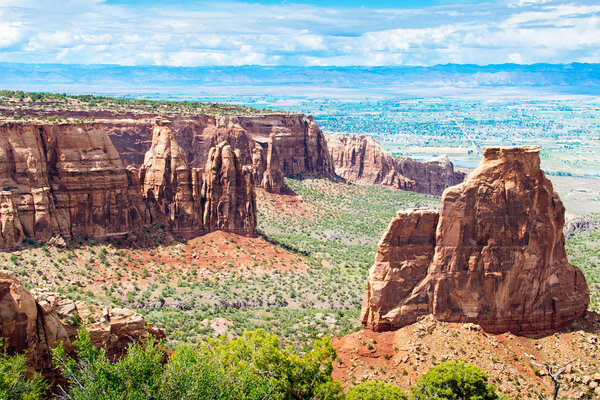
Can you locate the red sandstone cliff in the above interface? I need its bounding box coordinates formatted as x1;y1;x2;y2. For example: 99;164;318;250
361;146;589;334
99;112;336;192
139;119;203;237
0;121;147;250
140;120;256;238
326;133;465;195
202;142;257;236
0;120;257;250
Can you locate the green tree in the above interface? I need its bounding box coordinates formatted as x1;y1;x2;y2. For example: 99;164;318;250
0;341;48;400
346;380;408;400
411;361;499;400
161;345;282;400
52;329;164;400
209;330;344;400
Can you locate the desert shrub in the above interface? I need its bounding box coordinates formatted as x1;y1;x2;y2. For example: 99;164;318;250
52;329;164;400
161;345;281;400
52;328;343;399
208;329;344;400
411;360;499;400
346;380;408;400
0;341;49;400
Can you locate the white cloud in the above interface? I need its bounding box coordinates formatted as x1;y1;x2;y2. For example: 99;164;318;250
0;0;598;66
0;21;23;48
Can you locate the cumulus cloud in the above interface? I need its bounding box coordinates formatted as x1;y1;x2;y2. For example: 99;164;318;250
0;0;598;66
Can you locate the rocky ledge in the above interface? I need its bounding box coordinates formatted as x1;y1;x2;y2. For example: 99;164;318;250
0;270;165;372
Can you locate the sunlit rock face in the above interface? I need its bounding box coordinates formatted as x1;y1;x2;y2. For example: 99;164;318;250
0;121;147;250
0;119;258;250
0;270;164;372
326;133;465;195
102;113;335;193
361;146;589;334
140;120;257;238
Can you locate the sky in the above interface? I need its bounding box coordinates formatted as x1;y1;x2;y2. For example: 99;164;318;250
0;0;599;66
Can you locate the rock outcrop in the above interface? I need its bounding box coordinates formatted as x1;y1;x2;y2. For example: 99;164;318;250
0;121;148;250
99;113;336;192
0;120;258;250
139;119;203;237
0;270;164;371
140;120;256;237
202;142;257;236
326;134;465;195
361;146;589;334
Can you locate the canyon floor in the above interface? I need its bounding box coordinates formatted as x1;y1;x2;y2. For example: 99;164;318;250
2;177;599;398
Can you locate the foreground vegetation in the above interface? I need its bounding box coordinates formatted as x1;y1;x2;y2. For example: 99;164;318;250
565;213;600;312
2;329;503;399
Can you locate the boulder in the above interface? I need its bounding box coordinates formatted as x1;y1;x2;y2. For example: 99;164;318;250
361;146;589;334
0;271;164;372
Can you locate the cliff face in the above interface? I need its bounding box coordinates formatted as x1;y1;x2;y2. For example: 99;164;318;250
326;134;465;195
140;121;256;238
202;142;257;236
0;120;257;250
101;113;336;192
0;121;147;250
361;146;589;334
0;270;164;371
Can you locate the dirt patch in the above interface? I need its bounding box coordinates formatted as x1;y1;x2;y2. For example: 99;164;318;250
333;314;600;399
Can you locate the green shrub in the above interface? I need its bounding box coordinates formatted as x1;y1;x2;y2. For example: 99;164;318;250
52;329;164;400
208;329;344;400
411;360;499;400
162;345;281;399
346;380;408;400
52;328;343;400
0;341;48;400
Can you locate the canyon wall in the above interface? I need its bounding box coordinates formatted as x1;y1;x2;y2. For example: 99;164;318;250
361;146;589;334
326;134;466;195
0;108;336;193
0;121;148;250
0;120;257;250
101;113;335;193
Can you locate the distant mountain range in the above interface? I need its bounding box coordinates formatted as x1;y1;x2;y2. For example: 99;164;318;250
1;63;599;96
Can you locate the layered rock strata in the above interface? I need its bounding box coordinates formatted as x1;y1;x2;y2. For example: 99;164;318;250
202;142;257;236
361;146;589;334
0;270;164;371
0;120;257;250
326;134;465;195
100;113;336;192
139;121;256;237
0;121;147;250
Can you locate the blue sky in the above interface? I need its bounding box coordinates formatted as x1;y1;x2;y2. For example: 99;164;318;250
0;0;599;66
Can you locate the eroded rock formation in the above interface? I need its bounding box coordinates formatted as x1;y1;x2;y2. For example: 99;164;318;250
0;119;258;250
139;119;203;237
0;270;164;371
202;142;257;236
0;121;147;250
361;146;589;334
140;120;256;237
252;133;284;194
326;134;465;195
99;113;336;192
